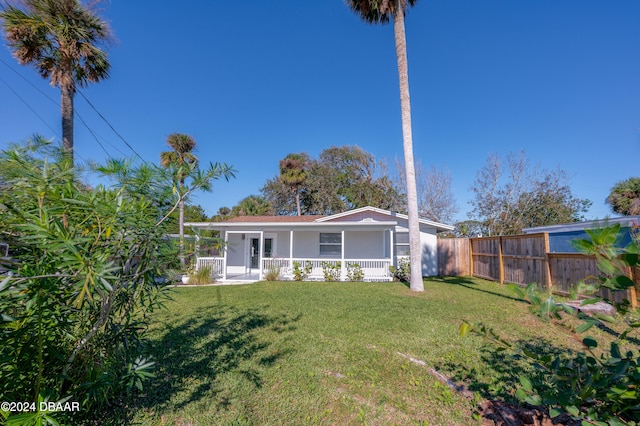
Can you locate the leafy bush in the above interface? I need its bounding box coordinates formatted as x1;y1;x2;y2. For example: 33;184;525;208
346;262;365;282
0;140;224;423
322;261;341;282
389;257;411;282
461;224;640;424
292;261;312;281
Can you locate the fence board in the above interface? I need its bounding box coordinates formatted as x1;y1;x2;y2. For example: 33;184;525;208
470;237;501;282
437;238;470;276
437;234;638;308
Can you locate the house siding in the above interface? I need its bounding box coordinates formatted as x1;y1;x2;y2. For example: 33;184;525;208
323;211;393;223
344;231;385;259
420;228;438;276
292;231;321;258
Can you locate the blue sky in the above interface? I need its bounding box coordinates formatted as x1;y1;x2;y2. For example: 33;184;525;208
1;0;638;223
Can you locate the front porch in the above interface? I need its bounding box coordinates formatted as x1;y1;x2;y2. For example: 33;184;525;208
195;256;393;282
187;216;408;282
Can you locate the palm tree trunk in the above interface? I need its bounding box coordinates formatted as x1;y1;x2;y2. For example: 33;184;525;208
295;188;302;216
393;2;423;292
61;84;74;163
179;180;186;267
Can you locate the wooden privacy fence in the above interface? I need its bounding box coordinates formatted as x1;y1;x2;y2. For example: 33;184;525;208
437;234;638;308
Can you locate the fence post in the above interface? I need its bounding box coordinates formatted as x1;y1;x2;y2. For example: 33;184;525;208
498;236;504;284
543;232;552;291
469;238;474;277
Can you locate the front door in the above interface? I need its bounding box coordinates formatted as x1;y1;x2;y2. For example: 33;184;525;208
250;238;259;269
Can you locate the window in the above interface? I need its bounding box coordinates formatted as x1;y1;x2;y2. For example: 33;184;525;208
264;238;273;258
395;232;410;256
319;232;341;256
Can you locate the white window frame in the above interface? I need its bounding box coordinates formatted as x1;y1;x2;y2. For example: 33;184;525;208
263;233;277;258
394;232;410;256
319;232;341;256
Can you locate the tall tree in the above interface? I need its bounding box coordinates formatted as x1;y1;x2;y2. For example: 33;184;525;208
320;146;404;211
469;151;591;235
160;133;198;266
1;0;111;163
607;177;640;216
279;153;308;216
346;0;423;291
262;146;403;215
394;158;458;223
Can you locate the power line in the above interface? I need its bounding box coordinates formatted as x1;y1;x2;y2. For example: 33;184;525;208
0;74;59;136
77;89;145;162
1;57;142;161
0;56;58;107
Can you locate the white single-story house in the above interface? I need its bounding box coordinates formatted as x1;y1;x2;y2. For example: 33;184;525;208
185;206;454;282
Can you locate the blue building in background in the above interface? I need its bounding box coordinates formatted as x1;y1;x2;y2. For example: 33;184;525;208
523;216;640;253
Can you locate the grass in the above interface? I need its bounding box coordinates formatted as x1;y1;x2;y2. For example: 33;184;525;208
110;277;615;425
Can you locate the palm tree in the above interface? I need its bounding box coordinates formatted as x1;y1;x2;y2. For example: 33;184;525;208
231;195;274;217
346;0;424;291
279;153;308;216
1;0;111;163
607;177;640;216
160;133;198;266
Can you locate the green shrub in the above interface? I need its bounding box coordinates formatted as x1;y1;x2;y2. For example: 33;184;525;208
0;139;226;424
292;261;312;281
389;257;411;282
322;261;341;282
346;262;364;282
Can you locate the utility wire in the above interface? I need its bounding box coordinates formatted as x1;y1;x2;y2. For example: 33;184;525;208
0;74;59;136
0;56;58;106
77;89;145;162
1;57;141;161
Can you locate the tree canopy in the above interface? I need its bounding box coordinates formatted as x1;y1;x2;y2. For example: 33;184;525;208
469;151;591;235
261;145;404;215
607;177;640;216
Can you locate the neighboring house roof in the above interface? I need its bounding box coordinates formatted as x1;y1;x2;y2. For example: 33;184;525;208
523;216;640;234
185;206;454;232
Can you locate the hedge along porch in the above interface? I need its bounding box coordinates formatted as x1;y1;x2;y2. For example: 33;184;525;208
185;206;454;282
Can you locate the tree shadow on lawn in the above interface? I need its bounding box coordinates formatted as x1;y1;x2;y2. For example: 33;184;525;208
440;338;565;404
108;304;300;424
430;276;527;303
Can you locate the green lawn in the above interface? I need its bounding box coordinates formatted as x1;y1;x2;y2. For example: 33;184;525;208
115;277;600;425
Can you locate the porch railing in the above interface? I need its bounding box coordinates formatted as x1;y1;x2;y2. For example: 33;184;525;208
196;257;224;278
262;258;392;281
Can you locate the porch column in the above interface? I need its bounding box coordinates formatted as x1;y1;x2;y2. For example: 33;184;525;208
341;229;345;280
194;228;200;260
289;230;294;274
389;228;394;270
259;230;264;279
222;231;228;280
